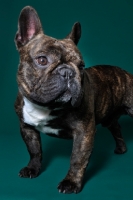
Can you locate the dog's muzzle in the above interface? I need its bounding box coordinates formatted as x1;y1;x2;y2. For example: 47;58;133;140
53;65;82;107
57;66;75;80
29;65;82;107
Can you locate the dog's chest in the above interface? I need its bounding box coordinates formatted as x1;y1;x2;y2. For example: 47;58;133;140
23;97;60;135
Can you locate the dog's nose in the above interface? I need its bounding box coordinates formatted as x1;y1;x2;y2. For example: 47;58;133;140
59;67;74;80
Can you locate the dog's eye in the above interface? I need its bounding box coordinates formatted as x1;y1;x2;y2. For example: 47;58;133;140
36;56;48;66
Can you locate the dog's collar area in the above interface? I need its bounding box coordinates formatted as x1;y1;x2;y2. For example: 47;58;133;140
23;96;64;110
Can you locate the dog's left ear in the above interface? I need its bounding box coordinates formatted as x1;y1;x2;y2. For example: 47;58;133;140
66;22;81;45
15;6;43;48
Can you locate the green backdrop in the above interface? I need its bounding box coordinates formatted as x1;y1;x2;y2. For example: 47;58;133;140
1;0;133;199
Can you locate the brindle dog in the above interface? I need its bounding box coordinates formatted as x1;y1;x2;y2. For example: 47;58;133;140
15;6;133;194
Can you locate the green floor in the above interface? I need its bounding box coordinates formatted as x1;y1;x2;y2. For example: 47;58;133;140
1;0;133;199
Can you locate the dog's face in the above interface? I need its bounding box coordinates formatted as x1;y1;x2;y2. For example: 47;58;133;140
15;6;85;107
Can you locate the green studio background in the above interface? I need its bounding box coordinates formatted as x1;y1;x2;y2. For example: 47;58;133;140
1;0;133;199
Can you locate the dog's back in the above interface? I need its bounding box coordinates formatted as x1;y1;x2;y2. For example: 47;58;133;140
85;65;133;124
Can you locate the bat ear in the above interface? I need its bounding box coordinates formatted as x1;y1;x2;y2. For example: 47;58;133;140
15;6;43;48
66;22;81;45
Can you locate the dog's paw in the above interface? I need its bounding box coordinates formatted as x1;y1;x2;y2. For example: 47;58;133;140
114;145;127;154
19;167;39;178
57;180;81;194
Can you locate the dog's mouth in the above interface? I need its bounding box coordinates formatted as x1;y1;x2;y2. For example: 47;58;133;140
29;84;82;107
29;87;73;106
54;81;83;107
20;73;83;107
55;89;72;103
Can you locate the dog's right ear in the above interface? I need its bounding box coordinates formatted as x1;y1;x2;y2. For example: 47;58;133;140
15;6;43;48
66;22;81;45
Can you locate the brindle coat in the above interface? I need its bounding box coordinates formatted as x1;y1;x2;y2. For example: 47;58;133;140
15;6;133;194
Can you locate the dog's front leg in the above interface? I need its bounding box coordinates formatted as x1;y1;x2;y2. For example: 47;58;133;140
19;122;42;178
58;119;95;194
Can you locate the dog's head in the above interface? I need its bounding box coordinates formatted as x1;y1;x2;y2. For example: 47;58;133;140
15;6;85;107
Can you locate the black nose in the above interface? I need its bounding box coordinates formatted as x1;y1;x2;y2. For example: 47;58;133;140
59;67;74;80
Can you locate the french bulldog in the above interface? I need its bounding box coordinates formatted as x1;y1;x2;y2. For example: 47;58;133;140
15;6;133;194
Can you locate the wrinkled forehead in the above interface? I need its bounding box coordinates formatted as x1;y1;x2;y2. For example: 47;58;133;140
28;34;82;61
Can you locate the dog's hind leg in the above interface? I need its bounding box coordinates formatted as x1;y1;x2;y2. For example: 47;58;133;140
108;121;127;154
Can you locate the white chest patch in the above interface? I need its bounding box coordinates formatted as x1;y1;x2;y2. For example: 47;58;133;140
23;97;60;135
